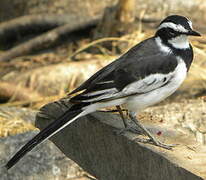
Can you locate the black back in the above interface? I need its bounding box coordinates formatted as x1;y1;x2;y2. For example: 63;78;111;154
69;37;193;98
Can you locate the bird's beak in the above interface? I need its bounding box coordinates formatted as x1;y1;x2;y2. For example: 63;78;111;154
187;30;201;36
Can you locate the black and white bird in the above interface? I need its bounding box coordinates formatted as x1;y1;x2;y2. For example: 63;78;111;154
6;15;201;170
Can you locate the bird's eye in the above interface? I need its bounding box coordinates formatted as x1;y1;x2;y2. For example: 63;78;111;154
168;30;176;36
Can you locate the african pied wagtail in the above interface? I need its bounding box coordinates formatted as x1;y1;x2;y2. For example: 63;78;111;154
6;15;201;170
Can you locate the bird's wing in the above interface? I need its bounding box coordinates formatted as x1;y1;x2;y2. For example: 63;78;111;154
68;37;157;95
70;52;178;103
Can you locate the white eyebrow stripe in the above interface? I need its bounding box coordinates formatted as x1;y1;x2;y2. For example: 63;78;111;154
188;20;193;29
184;16;193;29
158;22;189;33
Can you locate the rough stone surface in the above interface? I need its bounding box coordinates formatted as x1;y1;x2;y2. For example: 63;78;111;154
35;99;206;180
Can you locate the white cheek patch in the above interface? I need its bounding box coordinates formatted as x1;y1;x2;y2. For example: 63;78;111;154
158;22;189;33
168;35;190;49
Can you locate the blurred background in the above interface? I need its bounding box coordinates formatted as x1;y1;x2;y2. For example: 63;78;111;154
0;0;206;179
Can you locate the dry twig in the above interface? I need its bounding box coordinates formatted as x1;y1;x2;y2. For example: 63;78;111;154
0;14;73;38
0;17;99;62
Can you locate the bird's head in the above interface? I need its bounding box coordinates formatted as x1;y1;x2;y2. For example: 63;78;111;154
155;15;201;49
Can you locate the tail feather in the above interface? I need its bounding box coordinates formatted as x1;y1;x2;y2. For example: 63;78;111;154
6;108;83;170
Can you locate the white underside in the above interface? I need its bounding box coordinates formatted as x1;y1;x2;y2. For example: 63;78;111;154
124;58;187;112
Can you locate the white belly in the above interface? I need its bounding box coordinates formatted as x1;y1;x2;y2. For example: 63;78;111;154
124;58;187;112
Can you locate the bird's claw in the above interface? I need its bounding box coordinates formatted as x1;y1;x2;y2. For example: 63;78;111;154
134;137;178;150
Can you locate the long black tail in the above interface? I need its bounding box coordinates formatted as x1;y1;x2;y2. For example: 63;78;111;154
5;108;82;170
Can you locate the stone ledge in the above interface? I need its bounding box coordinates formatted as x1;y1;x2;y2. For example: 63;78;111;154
35;99;206;180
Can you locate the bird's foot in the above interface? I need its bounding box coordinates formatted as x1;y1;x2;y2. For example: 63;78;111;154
134;137;177;150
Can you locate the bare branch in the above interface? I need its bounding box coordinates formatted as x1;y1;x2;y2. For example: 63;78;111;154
0;18;98;62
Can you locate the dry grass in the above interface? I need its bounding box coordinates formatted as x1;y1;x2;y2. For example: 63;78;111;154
0;112;36;137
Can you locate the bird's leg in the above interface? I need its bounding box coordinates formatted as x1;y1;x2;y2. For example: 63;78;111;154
129;111;175;150
116;105;128;128
115;106;143;135
98;107;128;127
98;107;139;133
